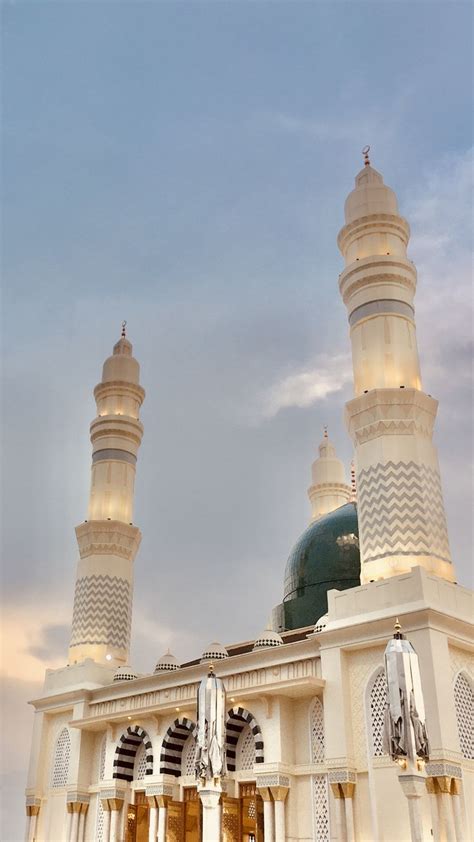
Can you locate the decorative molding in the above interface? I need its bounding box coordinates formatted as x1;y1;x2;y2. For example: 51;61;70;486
75;521;141;561
426;762;462;780
255;774;290;788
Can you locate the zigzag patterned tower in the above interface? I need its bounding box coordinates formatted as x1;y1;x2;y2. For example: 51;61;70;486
338;151;455;584
68;326;145;666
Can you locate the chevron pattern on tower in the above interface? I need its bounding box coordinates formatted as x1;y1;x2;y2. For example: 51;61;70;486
69;574;132;649
358;460;452;564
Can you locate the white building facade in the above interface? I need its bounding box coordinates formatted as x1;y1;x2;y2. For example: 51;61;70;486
25;156;473;842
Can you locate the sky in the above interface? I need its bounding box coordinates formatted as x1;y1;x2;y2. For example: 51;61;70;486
1;1;473;837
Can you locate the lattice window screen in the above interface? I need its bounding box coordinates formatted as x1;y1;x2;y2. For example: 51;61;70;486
236;725;255;771
182;735;197;776
96;795;104;842
310;698;325;763
98;736;106;781
51;727;71;788
134;743;147;780
454;673;474;760
369;670;388;756
312;774;330;842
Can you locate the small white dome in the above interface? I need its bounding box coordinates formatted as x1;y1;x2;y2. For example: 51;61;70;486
253;629;283;650
113;665;138;682
154;651;180;673
200;641;228;663
314;614;329;634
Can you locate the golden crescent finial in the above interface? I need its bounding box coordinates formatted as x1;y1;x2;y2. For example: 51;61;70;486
121;320;127;338
362;145;371;166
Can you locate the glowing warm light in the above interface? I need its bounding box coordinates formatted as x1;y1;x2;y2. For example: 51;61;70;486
105;654;112;661
128;716;132;721
230;698;235;703
175;707;180;712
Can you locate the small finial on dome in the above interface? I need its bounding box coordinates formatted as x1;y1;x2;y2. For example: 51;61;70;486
208;662;215;675
393;617;404;639
323;425;328;439
362;145;371;166
121;320;127;338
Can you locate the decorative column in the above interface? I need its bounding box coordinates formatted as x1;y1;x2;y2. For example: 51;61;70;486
425;765;463;842
270;786;288;842
257;787;274;842
199;786;221;840
102;804;111;842
68;326;145;667
329;777;356;842
147;800;158;842
25;803;40;842
109;799;124;842
157;795;171;842
78;804;88;842
145;782;175;842
398;775;426;842
338;150;455;585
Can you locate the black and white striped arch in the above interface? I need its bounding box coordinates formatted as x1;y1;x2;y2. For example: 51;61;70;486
226;707;264;772
159;717;197;777
113;725;153;782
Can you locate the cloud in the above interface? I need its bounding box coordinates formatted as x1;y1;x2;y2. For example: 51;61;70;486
257;352;352;420
1;601;71;683
405;147;473;385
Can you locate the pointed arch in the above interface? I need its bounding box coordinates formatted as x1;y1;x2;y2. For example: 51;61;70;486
309;697;325;763
160;717;197;777
113;725;153;782
51;726;71;788
225;707;264;772
454;671;474;760
366;667;388;757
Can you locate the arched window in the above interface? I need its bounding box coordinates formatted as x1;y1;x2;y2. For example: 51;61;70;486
160;717;197;777
98;736;106;781
181;734;197;777
113;725;153;782
134;743;147;780
368;669;388;757
51;727;71;788
236;725;255;771
454;672;474;760
310;697;325;763
225;707;264;772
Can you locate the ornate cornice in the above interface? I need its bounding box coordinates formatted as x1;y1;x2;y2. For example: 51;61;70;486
345;389;438;444
75;521;141;560
337;213;410;253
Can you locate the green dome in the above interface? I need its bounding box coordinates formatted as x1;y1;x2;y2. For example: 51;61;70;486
283;502;360;630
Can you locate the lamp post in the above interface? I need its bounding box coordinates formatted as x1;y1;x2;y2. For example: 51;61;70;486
383;619;430;842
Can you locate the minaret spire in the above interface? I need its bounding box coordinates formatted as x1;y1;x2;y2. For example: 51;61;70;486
338;155;454;583
307;427;351;521
68;330;146;666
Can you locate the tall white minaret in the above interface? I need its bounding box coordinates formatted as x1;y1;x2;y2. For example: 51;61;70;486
68;324;145;666
307;428;351;521
338;149;455;584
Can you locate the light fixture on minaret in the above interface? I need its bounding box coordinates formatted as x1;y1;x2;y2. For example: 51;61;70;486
68;324;145;667
338;149;455;584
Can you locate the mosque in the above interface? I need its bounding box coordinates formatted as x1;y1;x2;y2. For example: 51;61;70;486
24;154;473;842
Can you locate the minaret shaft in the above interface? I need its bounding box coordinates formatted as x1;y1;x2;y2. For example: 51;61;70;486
338;161;454;584
68;333;145;667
